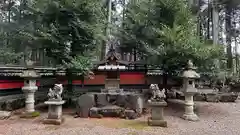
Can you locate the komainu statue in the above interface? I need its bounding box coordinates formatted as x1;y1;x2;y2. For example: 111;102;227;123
149;84;166;102
48;84;63;101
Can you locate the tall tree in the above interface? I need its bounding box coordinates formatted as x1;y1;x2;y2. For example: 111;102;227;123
120;0;223;85
1;0;106;72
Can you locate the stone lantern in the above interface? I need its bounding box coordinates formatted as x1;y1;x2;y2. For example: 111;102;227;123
181;60;200;121
20;60;39;113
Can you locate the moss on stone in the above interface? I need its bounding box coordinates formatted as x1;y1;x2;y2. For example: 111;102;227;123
20;111;40;118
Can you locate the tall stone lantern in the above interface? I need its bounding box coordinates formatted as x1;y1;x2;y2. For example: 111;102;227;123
181;60;200;121
20;61;39;113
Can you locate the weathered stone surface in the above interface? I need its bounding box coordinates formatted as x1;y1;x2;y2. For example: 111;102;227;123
148;118;167;127
124;109;137;120
77;107;90;118
43;118;64;125
116;94;128;107
206;93;220;102
148;101;167;127
194;93;206;101
76;94;95;117
95;94;109;107
219;93;238;102
44;100;65;125
1;98;25;111
182;113;199;121
166;89;176;99
128;95;143;115
0;111;11;120
98;105;123;117
176;91;185;100
89;107;102;118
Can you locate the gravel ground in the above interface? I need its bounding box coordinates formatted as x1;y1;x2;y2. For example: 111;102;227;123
0;101;240;135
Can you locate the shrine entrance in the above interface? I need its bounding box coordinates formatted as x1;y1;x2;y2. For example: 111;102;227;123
97;45;129;93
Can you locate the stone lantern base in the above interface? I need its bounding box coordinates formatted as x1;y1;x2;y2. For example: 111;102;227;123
182;113;199;121
147;101;167;127
182;93;199;121
43;100;65;125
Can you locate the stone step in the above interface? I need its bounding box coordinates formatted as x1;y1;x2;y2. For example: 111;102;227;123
0;111;11;120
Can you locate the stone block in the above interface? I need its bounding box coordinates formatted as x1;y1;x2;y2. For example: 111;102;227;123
194;93;206;101
166;90;176;99
116;94;128;107
44;100;65;125
78;107;90;118
89;107;103;118
98;105;123;117
219;93;238;102
0;111;11;120
206;93;220;102
76;94;95;108
148;101;167;127
76;94;95;117
128;95;144;114
124;109;137;120
43;118;64;125
148;117;167;127
95;94;109;107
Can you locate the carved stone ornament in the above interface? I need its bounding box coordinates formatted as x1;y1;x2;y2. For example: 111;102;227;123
149;84;166;102
47;84;63;101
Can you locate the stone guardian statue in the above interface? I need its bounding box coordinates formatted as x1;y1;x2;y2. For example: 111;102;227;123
47;84;63;101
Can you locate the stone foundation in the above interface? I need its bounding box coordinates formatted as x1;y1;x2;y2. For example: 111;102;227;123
75;93;147;119
43;118;64;125
0;92;48;111
167;90;238;103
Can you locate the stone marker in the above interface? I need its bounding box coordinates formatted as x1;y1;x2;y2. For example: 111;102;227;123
43;84;65;125
128;94;143;115
95;93;110;107
76;93;95;118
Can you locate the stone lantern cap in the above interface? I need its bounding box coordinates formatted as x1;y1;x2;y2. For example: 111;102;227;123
182;60;200;79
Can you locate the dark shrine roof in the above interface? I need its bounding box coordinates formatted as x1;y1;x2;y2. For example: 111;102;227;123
96;44;131;66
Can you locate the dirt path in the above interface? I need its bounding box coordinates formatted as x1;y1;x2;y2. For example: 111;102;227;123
0;101;240;135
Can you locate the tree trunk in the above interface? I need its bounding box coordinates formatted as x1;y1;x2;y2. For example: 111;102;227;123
226;3;233;70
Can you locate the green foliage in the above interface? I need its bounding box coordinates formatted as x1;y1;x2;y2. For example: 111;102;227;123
64;55;93;76
0;46;23;65
121;0;224;73
25;0;106;65
0;0;106;73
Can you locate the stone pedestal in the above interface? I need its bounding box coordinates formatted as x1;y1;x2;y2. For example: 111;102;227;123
44;100;65;125
22;80;38;113
182;93;199;121
148;101;167;127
